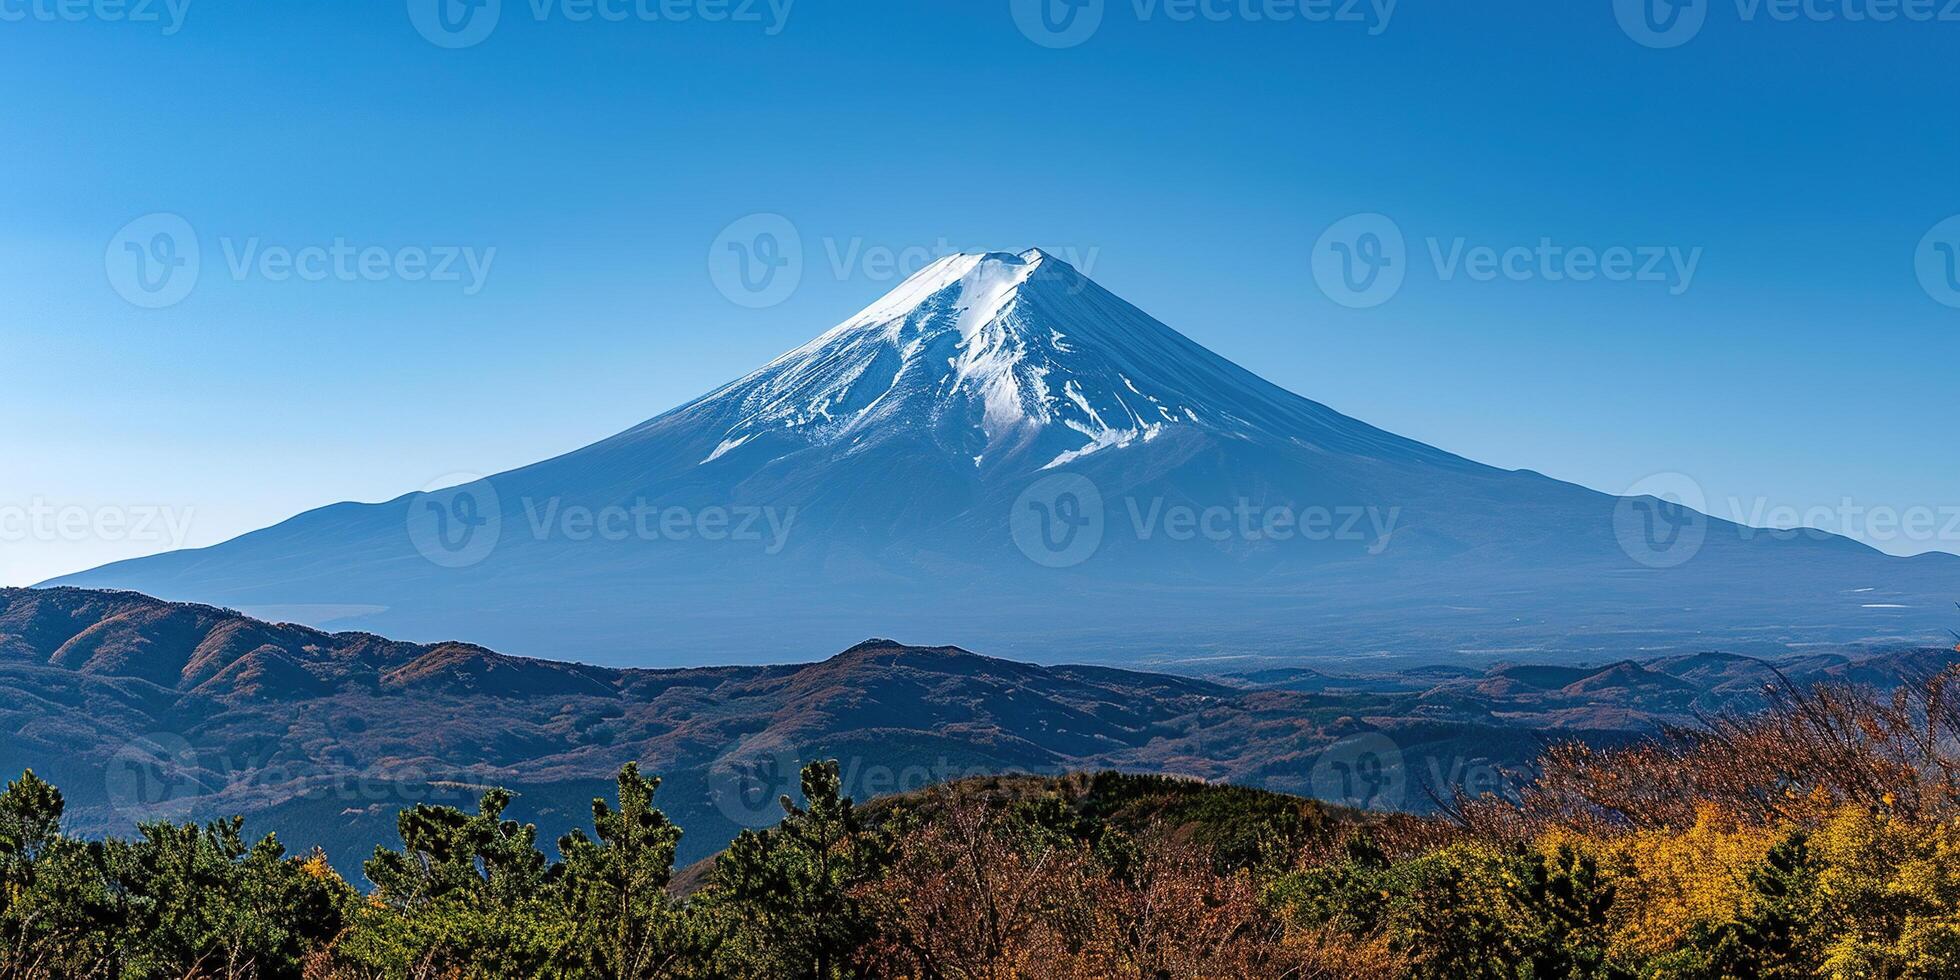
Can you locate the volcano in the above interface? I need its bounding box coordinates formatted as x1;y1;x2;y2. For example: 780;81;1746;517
48;249;1960;667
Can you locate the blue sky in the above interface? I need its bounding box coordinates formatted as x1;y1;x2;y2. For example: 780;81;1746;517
2;0;1957;585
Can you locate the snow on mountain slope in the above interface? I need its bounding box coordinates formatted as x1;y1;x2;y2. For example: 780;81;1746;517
609;248;1472;479
44;249;1960;668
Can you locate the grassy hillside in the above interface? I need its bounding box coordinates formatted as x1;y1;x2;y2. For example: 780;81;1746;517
10;658;1960;977
6;586;1949;876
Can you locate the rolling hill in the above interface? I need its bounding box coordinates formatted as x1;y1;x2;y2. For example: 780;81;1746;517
4;587;1950;870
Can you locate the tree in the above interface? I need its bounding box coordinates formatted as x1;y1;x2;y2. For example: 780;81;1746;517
365;788;548;911
105;817;352;980
0;770;121;978
858;794;1098;978
707;761;888;979
1654;831;1821;979
346;788;558;978
0;771;62;891
556;763;716;978
1504;844;1630;980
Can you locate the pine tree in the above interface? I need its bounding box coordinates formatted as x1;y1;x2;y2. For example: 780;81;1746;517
707;761;889;979
1506;844;1630;980
556;763;716;978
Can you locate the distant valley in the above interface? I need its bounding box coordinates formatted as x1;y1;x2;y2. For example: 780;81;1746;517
4;586;1952;871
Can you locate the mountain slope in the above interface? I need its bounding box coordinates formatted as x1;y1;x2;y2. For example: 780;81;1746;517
47;250;1960;667
3;588;1949;870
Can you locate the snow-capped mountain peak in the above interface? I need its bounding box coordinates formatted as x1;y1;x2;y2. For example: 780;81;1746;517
687;248;1217;471
53;245;1960;668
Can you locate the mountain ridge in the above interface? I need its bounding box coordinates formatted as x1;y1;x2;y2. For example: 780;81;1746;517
4;587;1954;871
45;252;1960;666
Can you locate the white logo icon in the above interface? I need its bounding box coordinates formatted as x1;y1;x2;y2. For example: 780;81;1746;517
1614;0;1708;49
1312;213;1406;309
106;213;200;309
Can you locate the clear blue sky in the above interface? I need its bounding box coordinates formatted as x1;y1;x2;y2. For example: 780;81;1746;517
3;0;1957;585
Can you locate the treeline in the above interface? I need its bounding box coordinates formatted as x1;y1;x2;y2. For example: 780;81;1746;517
1279;667;1960;978
0;764;1324;979
6;670;1960;978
